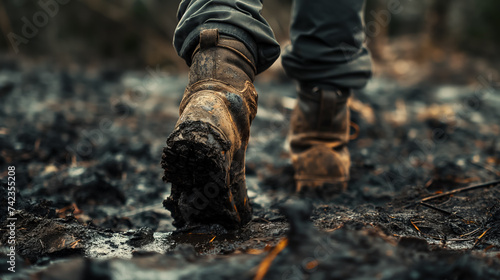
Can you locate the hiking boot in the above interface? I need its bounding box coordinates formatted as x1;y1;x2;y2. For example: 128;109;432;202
161;29;257;230
289;86;351;194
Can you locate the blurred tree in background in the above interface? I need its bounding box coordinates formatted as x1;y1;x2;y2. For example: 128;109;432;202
0;0;499;72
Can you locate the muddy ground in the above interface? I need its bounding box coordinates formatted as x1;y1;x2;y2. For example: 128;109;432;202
1;58;500;279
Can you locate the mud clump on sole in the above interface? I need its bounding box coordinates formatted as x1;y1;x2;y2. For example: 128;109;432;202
162;121;250;230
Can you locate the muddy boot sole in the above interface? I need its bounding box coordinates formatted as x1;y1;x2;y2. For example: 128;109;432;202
161;121;244;230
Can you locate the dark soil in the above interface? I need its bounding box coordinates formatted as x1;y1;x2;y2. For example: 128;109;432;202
1;59;500;279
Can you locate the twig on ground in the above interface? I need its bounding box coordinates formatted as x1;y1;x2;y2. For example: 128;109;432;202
418;201;474;224
255;217;272;224
419;202;457;217
470;160;500;177
324;224;344;233
419;180;500;203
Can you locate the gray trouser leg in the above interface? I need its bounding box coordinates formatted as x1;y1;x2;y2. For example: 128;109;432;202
282;0;372;90
174;0;280;74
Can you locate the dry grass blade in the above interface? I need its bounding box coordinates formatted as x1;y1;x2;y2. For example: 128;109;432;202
410;220;421;232
473;228;492;249
460;227;482;237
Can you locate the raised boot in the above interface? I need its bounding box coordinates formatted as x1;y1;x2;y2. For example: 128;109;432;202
289;86;351;194
161;29;257;230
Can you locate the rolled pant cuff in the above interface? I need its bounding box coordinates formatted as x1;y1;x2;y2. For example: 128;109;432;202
178;22;259;72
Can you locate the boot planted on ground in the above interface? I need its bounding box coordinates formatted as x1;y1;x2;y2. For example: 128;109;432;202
161;29;257;230
289;86;352;194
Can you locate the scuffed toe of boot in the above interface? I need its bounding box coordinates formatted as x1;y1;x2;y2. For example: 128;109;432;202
292;145;350;194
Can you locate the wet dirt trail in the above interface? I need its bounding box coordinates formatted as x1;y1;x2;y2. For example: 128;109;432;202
1;61;500;279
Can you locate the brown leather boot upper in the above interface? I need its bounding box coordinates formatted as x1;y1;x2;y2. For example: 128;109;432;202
162;29;258;229
289;86;351;193
179;29;258;160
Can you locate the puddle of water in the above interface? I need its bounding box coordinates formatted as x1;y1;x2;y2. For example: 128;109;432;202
85;232;173;259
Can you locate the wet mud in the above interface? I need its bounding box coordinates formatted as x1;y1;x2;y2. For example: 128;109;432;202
1;60;500;279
